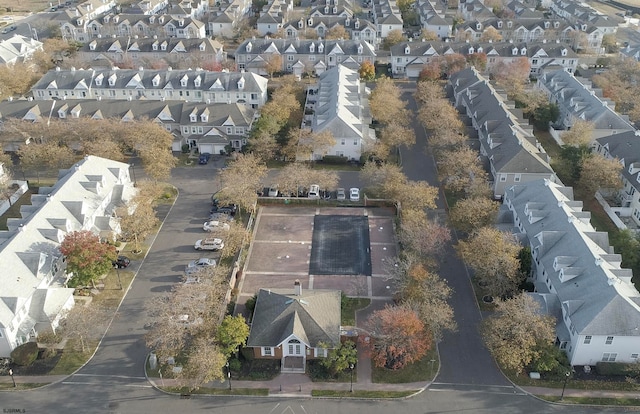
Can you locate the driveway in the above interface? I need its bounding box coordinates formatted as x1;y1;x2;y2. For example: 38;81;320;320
399;84;510;386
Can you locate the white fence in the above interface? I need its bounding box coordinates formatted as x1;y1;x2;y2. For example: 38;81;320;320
0;180;28;216
594;191;628;231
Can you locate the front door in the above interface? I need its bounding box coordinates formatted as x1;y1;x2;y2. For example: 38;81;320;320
288;339;302;355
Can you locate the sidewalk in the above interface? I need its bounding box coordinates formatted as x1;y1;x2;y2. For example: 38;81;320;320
3;372;640;402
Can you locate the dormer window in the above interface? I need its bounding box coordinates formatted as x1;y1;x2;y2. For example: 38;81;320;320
544;21;550;28
355;19;360;29
238;77;245;90
152;42;158;50
469;47;474;54
345;18;350;26
201;112;208;122
180;75;188;87
58;109;66;118
581;24;587;31
308;17;313;26
318;43;324;53
246;41;252;52
324;6;329;13
405;45;410;54
554;21;560;28
199;43;205;51
299;19;304;28
89;41;96;51
561;48;567;56
332;6;337;13
161;42;167;51
152;74;160;86
507;21;512;28
477;46;483;53
497;21;503;28
521;47;526;55
310;42;315;53
190;113;197;122
194;76;201;87
95;73;103;86
149;16;155;24
476;23;482;30
108;74;116;86
512;47;518;55
358;44;363;54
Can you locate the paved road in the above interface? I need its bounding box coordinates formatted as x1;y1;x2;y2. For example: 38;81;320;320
398;84;510;386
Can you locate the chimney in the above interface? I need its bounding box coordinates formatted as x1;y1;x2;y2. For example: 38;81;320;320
294;279;302;296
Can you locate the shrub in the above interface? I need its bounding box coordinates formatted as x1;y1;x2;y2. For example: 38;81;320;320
229;358;242;371
40;348;58;360
321;155;348;164
11;342;39;366
181;144;190;153
596;362;640;376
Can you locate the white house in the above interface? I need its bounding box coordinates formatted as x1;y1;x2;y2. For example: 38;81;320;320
303;65;374;161
0;155;136;357
0;35;43;66
504;179;640;367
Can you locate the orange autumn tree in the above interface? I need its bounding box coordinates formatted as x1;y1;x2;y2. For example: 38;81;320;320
361;305;431;369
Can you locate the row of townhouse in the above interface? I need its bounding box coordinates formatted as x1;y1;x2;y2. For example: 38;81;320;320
78;37;226;68
0;155;136;357
536;70;634;139
503;178;640;367
390;41;579;78
303;65;374;161
0;35;43;66
448;67;557;198
0;99;255;154
309;0;353;20
548;0;618;52
281;16;378;45
416;0;451;40
371;0;403;38
57;0;117;42
256;0;294;36
594;132;640;228
236;39;375;78
458;0;495;22
455;18;576;44
30;68;268;108
62;12;207;42
122;0;169;15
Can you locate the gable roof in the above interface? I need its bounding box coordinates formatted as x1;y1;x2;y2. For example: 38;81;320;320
247;287;341;348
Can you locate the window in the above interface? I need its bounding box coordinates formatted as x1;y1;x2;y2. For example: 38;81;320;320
632;353;639;360
606;336;614;345
514;174;521;182
226;127;233;134
287;55;294;61
341;138;346;145
353;139;358;145
584;336;592;344
315;347;328;357
602;353;617;362
499;174;506;182
262;347;273;356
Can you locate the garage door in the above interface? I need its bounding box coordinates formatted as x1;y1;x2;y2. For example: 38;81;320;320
199;143;215;154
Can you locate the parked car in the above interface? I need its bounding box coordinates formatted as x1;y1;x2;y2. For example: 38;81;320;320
208;212;234;222
185;258;217;274
194;238;224;251
350;188;360;202
198;153;211;164
268;186;279;197
308;184;320;199
211;204;237;216
112;255;130;269
203;220;230;232
336;188;346;201
1;26;16;34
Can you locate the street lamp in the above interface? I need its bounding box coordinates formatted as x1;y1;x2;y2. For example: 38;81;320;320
226;361;231;390
8;368;16;387
429;359;436;379
560;370;571;401
349;363;354;392
129;163;137;187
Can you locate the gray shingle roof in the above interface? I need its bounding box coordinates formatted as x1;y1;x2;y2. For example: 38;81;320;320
505;179;640;337
247;288;341;348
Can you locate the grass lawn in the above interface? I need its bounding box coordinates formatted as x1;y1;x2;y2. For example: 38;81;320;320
533;129;561;161
372;350;439;383
0;188;34;230
265;159;361;171
176;153;196;167
165;386;269;396
48;340;97;375
0;383;49;390
341;297;371;326
540;395;640;406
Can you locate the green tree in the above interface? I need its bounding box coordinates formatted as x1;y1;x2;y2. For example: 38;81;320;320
532;103;560;130
554;145;590;185
611;229;640;277
216;315;250;357
60;230;117;288
320;340;358;376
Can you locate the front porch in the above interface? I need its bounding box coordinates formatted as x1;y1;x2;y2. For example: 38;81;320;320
281;356;305;373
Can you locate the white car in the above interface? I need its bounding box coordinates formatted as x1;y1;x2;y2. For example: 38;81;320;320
185;258;217;275
308;184;320;199
350;188;360;202
194;238;225;251
203;220;230;232
336;188;346;201
268;186;279;197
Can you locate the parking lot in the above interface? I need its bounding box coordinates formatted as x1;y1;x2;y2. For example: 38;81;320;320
235;205;398;317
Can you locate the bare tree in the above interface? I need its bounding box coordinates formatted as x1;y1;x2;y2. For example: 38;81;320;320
60;303;111;353
218;154;268;214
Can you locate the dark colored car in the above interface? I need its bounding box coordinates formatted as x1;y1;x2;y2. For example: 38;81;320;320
198;153;211;164
113;255;131;269
210;204;237;216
